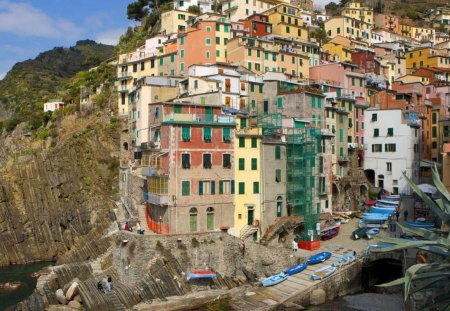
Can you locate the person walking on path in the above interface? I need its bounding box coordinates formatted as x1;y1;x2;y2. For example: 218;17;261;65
395;209;400;222
404;209;409;221
292;240;298;252
106;275;112;292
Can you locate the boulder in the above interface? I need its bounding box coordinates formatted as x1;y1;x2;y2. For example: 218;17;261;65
65;282;79;301
55;289;67;305
310;288;326;306
73;295;82;303
68;300;81;309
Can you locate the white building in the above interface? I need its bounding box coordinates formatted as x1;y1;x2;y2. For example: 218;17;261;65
44;101;65;112
174;0;213;13
364;108;420;195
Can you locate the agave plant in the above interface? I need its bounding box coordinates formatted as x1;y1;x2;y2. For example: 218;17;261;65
367;165;450;311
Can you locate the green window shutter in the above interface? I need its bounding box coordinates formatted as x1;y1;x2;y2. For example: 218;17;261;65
251;158;257;170
432;113;437;124
204;127;212;141
223;128;231;141
216;37;220;44
240;118;247;128
211;181;215;195
170;55;175;62
337;88;341;97
253;182;259;194
180;37;185;45
432;127;437;137
359;79;363;87
339;129;344;142
340;147;344;156
259;85;263;93
374;129;379;137
275;146;281;159
277;97;283;108
311;96;316;108
239;158;245;170
199;181;203;195
248;62;252;70
239;137;245;147
264;52;268;60
238;182;245;194
159;57;163;65
231;180;235;194
174;105;181;113
248;49;252;56
251;137;257;148
275;169;281;182
219;181;224;194
387;128;393;136
182;181;190;196
318;97;322;108
216;24;220;31
182;126;190;141
250;84;255;92
216;50;220;57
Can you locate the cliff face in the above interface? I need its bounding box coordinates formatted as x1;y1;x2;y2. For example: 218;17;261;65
0;114;120;266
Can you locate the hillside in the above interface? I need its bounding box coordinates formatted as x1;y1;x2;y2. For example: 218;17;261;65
0;40;114;117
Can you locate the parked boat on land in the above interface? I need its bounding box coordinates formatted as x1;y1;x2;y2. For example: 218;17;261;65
284;262;308;276
358;221;388;228
405;221;435;228
321;225;340;241
308;252;332;264
381;195;400;201
364;199;377;207
332;252;356;267
370;207;396;215
261;272;288;287
366;228;381;237
352;227;367;240
311;265;337;280
187;270;217;279
362;213;390;222
377;200;399;207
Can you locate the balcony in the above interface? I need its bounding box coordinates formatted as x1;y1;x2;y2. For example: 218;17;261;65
118;71;132;79
163;113;235;125
119;85;129;93
338;156;349;162
145;192;169;205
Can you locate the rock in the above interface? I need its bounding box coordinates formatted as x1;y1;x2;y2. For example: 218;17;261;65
55;289;67;305
65;282;79;301
310;288;326;306
68;300;81;309
281;302;305;310
73;295;82;302
0;282;21;290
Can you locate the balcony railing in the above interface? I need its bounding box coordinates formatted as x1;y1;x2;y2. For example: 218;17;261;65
118;71;132;79
119;85;129;92
163;113;235;124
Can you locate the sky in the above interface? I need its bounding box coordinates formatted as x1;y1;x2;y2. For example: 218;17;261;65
0;0;135;80
0;0;332;81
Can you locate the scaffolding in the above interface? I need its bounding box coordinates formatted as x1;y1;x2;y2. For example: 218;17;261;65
257;112;282;136
286;127;321;241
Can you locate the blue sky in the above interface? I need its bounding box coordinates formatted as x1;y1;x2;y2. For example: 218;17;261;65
0;0;135;80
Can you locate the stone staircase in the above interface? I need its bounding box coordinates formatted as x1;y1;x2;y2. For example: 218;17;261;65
137;204;151;234
90;247;113;276
240;225;258;240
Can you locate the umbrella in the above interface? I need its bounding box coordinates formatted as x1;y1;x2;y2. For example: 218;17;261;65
417;184;437;194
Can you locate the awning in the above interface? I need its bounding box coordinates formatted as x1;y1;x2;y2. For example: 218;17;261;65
420;159;435;168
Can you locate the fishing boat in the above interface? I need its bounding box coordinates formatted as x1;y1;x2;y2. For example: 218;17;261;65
308;251;332;264
362;213;390;222
405;221;435;228
284;262;308;276
381;195;400;201
364;199;377;207
261;272;288;287
311;265;337;280
359;220;388;229
377;200;399;207
320;225;340;241
370;207;395;215
366;228;380;236
352;227;367;240
376;202;399;209
332;252;356;267
187;270;217;279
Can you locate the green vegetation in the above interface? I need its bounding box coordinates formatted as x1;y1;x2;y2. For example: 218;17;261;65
368;165;450;310
191;237;200;248
206;297;231;311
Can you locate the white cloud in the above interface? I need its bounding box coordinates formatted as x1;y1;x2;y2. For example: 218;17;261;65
95;28;126;45
0;0;83;40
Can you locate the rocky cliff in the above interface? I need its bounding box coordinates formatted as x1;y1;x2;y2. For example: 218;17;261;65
0;113;120;266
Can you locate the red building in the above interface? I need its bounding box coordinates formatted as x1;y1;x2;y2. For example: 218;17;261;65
351;50;381;75
241;14;272;37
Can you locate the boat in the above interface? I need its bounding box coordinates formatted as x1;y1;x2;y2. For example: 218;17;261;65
308;251;332;264
284;262;308;276
376;200;399;207
364;199;377;207
187;270;217;279
405;221;435;228
311;265;337;280
370;207;395;215
332;252;356;267
261;272;288;287
381;195;400;202
352;227;367;240
376;202;399;208
362;213;390;221
366;228;381;236
358;221;388;229
321;225;340;241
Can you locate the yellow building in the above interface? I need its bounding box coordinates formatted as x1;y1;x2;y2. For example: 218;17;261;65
399;23;435;42
222;0;280;22
325;16;372;44
234;115;263;239
261;4;309;41
341;1;374;25
322;41;353;63
405;47;450;71
160;10;198;35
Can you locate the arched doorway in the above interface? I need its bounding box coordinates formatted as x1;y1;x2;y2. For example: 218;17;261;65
378;174;384;189
206;207;214;231
277;196;283;217
364;169;375;185
189;207;198;232
247;206;254;226
123;142;129;151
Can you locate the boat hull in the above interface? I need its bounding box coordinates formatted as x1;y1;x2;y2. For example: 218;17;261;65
311;265;337;280
261;272;288;287
285;263;308;276
332;252;356;267
405;221;435;228
308;251;332;264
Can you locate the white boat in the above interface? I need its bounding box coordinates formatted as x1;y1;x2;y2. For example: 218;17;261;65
311;265;337;280
332;252;356;267
377;200;399;207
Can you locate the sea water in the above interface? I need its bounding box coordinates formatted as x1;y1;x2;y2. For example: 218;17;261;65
0;262;52;310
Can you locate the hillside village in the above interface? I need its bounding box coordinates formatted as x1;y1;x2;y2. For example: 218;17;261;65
77;0;450;244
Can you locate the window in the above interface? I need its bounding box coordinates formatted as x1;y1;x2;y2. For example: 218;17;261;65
199;180;215;195
182;126;190;141
170;55;175;63
206;207;214;231
386;162;392;172
239;137;245;147
182;181;190;196
216;24;220;31
140;62;145;71
203;127;212;142
312;96;316;108
238;182;245;194
206;26;211;32
206;38;211;45
432;127;437;138
206;51;210;58
203;154;212;169
372;113;377;121
414;143;419;153
385;143;396;152
387;128;393;136
133;63;137;72
339;129;344;142
372;144;382;152
277;97;283;108
180;63;185;71
248;49;252;56
374;129;379;137
253;182;260;194
239;158;245;170
223;154;231;168
251;158;257;170
223;128;231;142
275;146;281;159
251;137;257;148
275;169;281;182
182;153;190;168
219;180;233;194
432;113;437;124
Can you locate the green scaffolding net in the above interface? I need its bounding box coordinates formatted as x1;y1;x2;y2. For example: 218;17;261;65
286;127;321;241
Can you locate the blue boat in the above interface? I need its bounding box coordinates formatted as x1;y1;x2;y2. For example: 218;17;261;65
261;272;288;287
332;252;356;267
308;251;332;264
381;195;400;202
370;207;395;215
284;262;308;276
311;265;336;280
367;228;381;235
377;200;399;207
187;270;217;279
362;213;389;221
405;221;435;228
376;202;399;208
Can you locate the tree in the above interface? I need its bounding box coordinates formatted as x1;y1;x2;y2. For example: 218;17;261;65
187;5;201;15
368;165;450;310
127;0;151;21
325;2;339;16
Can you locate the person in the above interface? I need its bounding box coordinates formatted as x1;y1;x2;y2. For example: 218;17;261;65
136;221;144;235
395;209;400;222
404;209;409;221
97;280;104;293
106;275;112;292
102;277;108;293
123;222;129;231
292;240;298;252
